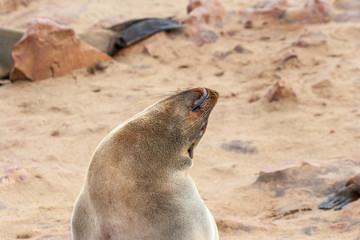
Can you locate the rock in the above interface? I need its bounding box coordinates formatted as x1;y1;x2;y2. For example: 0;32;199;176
277;50;298;65
221;140;258;154
0;0;17;13
10;19;112;81
16;233;32;239
248;94;260;103
302;226;319;236
265;77;302;102
233;44;252;54
0;0;32;14
295;30;327;47
186;0;227;26
312;79;331;88
143;32;168;57
114;31;167;57
185;24;219;47
0;166;30;187
183;0;226;46
253;159;360;197
213;50;232;60
87;62;107;75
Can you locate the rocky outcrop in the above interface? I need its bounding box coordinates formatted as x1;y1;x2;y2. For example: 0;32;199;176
10;19;112;81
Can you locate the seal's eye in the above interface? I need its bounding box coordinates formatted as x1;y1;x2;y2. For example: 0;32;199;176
191;89;209;112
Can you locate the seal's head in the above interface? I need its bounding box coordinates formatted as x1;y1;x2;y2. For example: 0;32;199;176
162;88;219;162
95;87;219;176
138;87;219;169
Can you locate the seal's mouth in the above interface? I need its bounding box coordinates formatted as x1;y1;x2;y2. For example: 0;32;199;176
187;121;208;159
188;143;195;159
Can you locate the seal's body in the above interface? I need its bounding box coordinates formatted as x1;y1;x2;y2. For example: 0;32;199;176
319;173;360;210
71;88;219;240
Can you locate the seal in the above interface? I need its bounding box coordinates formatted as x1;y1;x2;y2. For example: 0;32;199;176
71;87;219;240
0;27;24;78
319;173;360;210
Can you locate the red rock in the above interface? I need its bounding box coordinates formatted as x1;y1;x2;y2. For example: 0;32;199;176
186;0;227;25
265;77;302;102
183;0;226;46
0;0;17;13
10;19;112;81
0;0;32;14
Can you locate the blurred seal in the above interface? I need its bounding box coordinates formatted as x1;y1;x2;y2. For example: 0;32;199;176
319;173;360;210
71;87;219;240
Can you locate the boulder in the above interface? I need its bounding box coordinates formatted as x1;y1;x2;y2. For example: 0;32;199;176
0;0;32;14
265;77;302;102
183;0;226;46
10;19;112;81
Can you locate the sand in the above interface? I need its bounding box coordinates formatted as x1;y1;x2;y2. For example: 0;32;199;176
0;0;360;239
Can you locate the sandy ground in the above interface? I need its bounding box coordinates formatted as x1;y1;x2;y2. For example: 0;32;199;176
0;0;360;239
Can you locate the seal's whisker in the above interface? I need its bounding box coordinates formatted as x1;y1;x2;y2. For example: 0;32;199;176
181;107;212;134
133;95;167;106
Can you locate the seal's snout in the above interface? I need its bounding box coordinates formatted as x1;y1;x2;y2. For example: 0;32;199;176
210;89;219;97
191;88;219;112
205;88;219;101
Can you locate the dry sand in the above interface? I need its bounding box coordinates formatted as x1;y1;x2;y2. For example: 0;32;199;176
0;0;360;239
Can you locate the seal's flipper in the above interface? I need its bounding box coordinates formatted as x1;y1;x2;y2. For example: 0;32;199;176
106;18;184;55
319;183;360;210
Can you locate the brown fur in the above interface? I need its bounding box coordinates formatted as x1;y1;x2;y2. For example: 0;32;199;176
71;88;219;240
346;174;360;188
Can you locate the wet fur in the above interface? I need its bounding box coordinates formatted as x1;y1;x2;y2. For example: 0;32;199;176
71;88;219;240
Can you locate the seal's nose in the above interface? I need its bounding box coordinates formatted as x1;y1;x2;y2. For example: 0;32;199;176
206;88;219;97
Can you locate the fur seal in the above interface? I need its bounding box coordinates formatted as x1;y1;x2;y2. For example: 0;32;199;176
71;88;219;240
319;173;360;210
0;27;24;78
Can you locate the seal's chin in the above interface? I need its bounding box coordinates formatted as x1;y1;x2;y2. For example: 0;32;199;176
188;143;195;159
187;121;208;159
